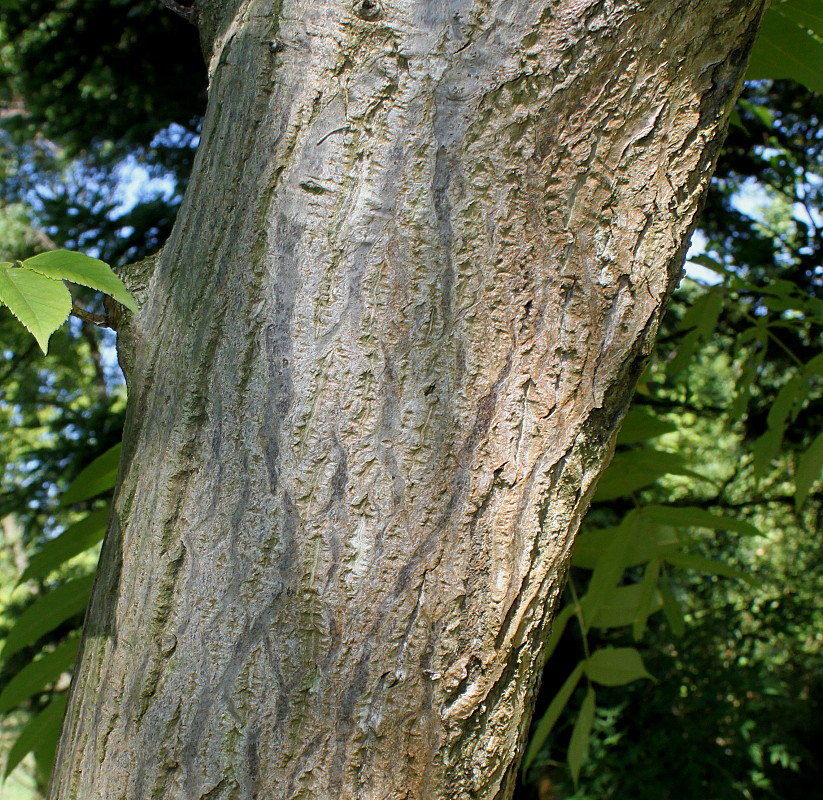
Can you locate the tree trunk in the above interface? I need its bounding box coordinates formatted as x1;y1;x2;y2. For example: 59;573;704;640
52;1;766;798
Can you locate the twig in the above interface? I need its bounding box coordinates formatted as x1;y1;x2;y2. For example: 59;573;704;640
71;304;111;328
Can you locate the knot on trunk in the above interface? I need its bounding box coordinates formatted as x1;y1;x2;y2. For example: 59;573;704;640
353;0;382;21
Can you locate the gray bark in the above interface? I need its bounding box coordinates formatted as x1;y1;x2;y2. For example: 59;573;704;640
52;1;766;798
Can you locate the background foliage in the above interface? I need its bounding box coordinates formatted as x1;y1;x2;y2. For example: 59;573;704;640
0;1;820;797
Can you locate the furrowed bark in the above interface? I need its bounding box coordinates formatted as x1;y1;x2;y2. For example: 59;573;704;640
52;1;766;798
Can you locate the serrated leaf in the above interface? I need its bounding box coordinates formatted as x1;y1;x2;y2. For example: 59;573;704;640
616;407;678;445
795;431;823;510
747;3;823;94
20;508;108;584
3;693;67;779
0;638;80;714
61;443;121;506
634;558;662;641
1;575;94;662
584;584;663;630
542;603;576;664
523;662;585;773
640;505;762;538
584;647;652;687
23;249;137;312
568;688;596;786
0;263;72;353
665;551;753;583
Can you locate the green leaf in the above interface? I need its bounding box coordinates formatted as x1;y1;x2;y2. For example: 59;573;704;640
584;647;652;687
23;249;137;312
634;558;662;641
572;521;679;570
523;662;585;773
640;505;762;538
1;575;94;662
584;584;663;630
779;0;823;38
575;519;640;630
666;328;701;376
660;582;685;637
753;425;785;478
568;688;596;786
795;431;823;510
747;3;823;94
594;449;710;501
61;443;121;506
3;693;68;778
0;638;80;714
767;374;805;429
688;253;729;277
616;407;677;445
803;352;823;377
738;98;775;129
20;508;108;583
665;551;753;584
0;263;72;353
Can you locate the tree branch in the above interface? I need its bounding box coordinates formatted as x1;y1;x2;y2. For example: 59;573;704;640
71;304;111;328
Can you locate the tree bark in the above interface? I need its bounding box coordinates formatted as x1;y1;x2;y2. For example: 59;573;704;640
52;1;766;798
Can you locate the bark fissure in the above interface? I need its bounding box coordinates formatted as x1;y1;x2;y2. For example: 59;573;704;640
52;1;768;798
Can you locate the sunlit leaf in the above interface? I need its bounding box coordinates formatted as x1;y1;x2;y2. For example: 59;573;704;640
0;263;72;353
23;249;137;312
584;647;652;687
